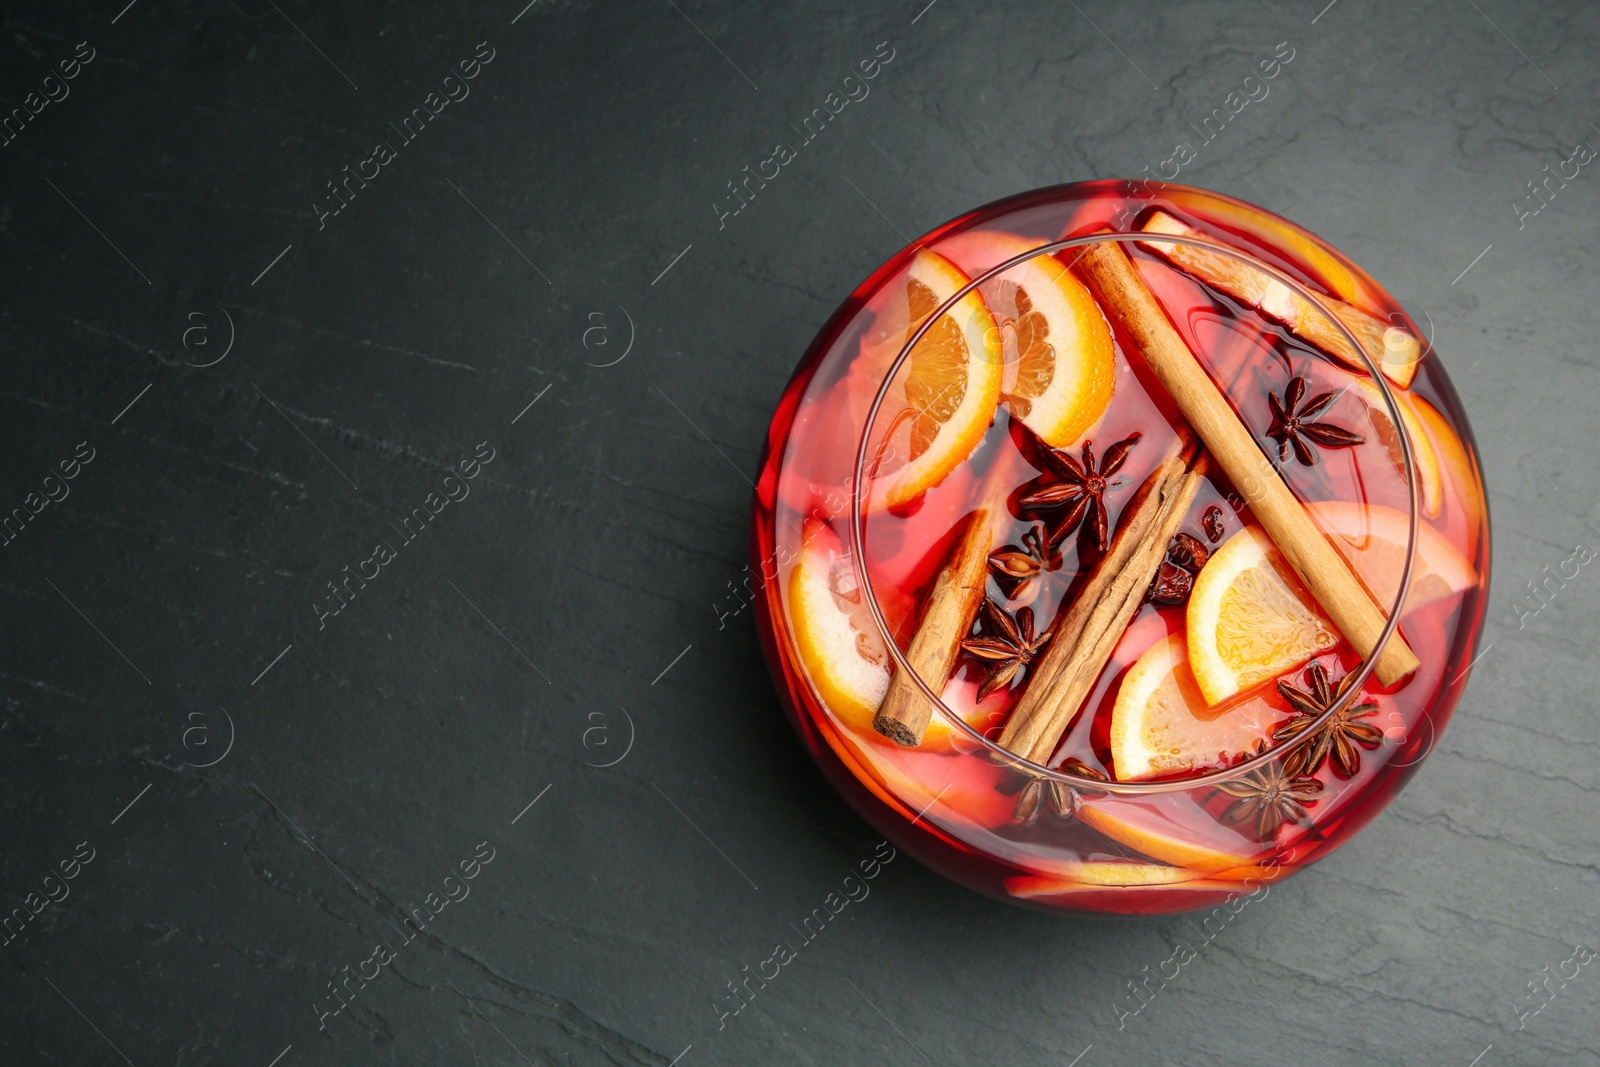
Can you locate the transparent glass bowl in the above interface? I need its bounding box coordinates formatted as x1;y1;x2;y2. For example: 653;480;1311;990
751;180;1490;916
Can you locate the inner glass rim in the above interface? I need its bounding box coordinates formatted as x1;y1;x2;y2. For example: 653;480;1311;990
847;228;1423;795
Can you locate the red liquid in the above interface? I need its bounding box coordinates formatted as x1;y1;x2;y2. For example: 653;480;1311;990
750;181;1490;916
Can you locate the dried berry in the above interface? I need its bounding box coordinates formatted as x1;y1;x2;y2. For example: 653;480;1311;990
1149;560;1194;605
1168;532;1210;572
1148;532;1209;605
1202;504;1225;543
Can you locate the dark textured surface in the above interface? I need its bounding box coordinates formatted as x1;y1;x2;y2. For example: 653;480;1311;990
1;1;1596;1064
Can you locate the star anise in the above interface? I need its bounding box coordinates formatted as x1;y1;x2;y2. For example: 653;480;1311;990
961;597;1052;702
1009;759;1109;824
1272;663;1383;778
1264;376;1364;466
1018;433;1141;551
1216;740;1324;840
987;524;1061;600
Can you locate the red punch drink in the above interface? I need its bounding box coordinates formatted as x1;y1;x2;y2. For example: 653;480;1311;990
752;181;1488;916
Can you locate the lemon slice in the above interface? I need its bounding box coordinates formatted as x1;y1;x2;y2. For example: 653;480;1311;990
861;250;1004;509
788;520;891;733
1110;633;1281;780
1187;527;1340;706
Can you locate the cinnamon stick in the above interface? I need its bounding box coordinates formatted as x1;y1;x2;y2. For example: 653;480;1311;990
873;507;995;747
998;437;1204;763
1137;210;1420;388
1073;238;1420;686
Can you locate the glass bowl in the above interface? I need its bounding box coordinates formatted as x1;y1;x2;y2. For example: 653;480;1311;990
750;180;1489;916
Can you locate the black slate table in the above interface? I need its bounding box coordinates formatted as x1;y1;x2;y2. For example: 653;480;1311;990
2;1;1596;1064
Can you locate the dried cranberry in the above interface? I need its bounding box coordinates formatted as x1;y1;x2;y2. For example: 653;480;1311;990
1202;505;1225;543
1149;560;1194;605
1168;532;1210;573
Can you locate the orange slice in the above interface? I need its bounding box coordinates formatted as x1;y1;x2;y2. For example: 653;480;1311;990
788;520;990;749
1016;847;1283;883
1307;501;1476;616
1187;506;1477;705
1412;394;1485;533
788;520;891;734
1109;634;1282;780
1161;191;1373;308
1007;860;1216;892
933;228;1049;278
1004;874;1252;911
1075;800;1274;875
1357;379;1442;518
860;250;1003;510
861;747;1013;825
1187;527;1340;706
978;243;1116;448
1374;324;1423;388
938;229;1119;447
